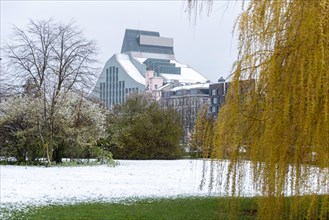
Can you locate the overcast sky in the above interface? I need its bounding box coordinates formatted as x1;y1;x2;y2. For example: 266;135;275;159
1;0;243;82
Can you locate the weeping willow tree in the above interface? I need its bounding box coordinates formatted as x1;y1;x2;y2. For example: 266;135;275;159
188;0;329;219
190;104;214;158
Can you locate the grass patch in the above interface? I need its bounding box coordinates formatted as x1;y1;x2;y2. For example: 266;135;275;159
8;195;328;219
11;197;257;220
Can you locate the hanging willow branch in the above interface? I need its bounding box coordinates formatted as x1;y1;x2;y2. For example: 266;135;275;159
188;0;329;219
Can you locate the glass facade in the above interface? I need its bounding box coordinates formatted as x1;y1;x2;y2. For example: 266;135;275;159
99;65;127;107
121;29;174;55
143;58;180;75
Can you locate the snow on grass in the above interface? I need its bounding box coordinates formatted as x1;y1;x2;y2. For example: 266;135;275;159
3;159;327;219
0;159;254;219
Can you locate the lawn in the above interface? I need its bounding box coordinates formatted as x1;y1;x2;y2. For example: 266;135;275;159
11;197;257;220
2;160;325;219
0;160;247;220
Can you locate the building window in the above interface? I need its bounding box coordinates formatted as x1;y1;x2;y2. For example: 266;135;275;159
100;83;103;100
212;89;217;95
100;82;105;102
122;81;125;102
106;72;109;106
213;97;218;104
118;81;121;102
212;106;216;113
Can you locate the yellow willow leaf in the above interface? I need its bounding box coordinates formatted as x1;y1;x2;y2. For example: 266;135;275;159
209;0;329;219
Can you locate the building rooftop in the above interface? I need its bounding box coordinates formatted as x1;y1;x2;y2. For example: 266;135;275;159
121;29;174;57
160;60;208;84
115;53;145;85
133;58;208;84
170;83;211;92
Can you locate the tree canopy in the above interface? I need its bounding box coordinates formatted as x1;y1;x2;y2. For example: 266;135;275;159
108;94;184;160
190;104;214;158
1;19;101;165
189;0;329;219
0;93;107;164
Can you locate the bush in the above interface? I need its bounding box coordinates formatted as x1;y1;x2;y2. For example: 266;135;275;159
0;93;107;164
107;94;184;159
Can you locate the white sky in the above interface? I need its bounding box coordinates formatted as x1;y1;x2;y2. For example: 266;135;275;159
0;0;243;83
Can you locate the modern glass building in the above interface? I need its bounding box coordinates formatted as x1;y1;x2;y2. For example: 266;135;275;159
90;29;208;108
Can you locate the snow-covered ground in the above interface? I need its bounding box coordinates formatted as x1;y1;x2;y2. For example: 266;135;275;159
0;159;255;219
1;159;327;219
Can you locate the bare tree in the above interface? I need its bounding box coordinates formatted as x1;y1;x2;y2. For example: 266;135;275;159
3;19;98;164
